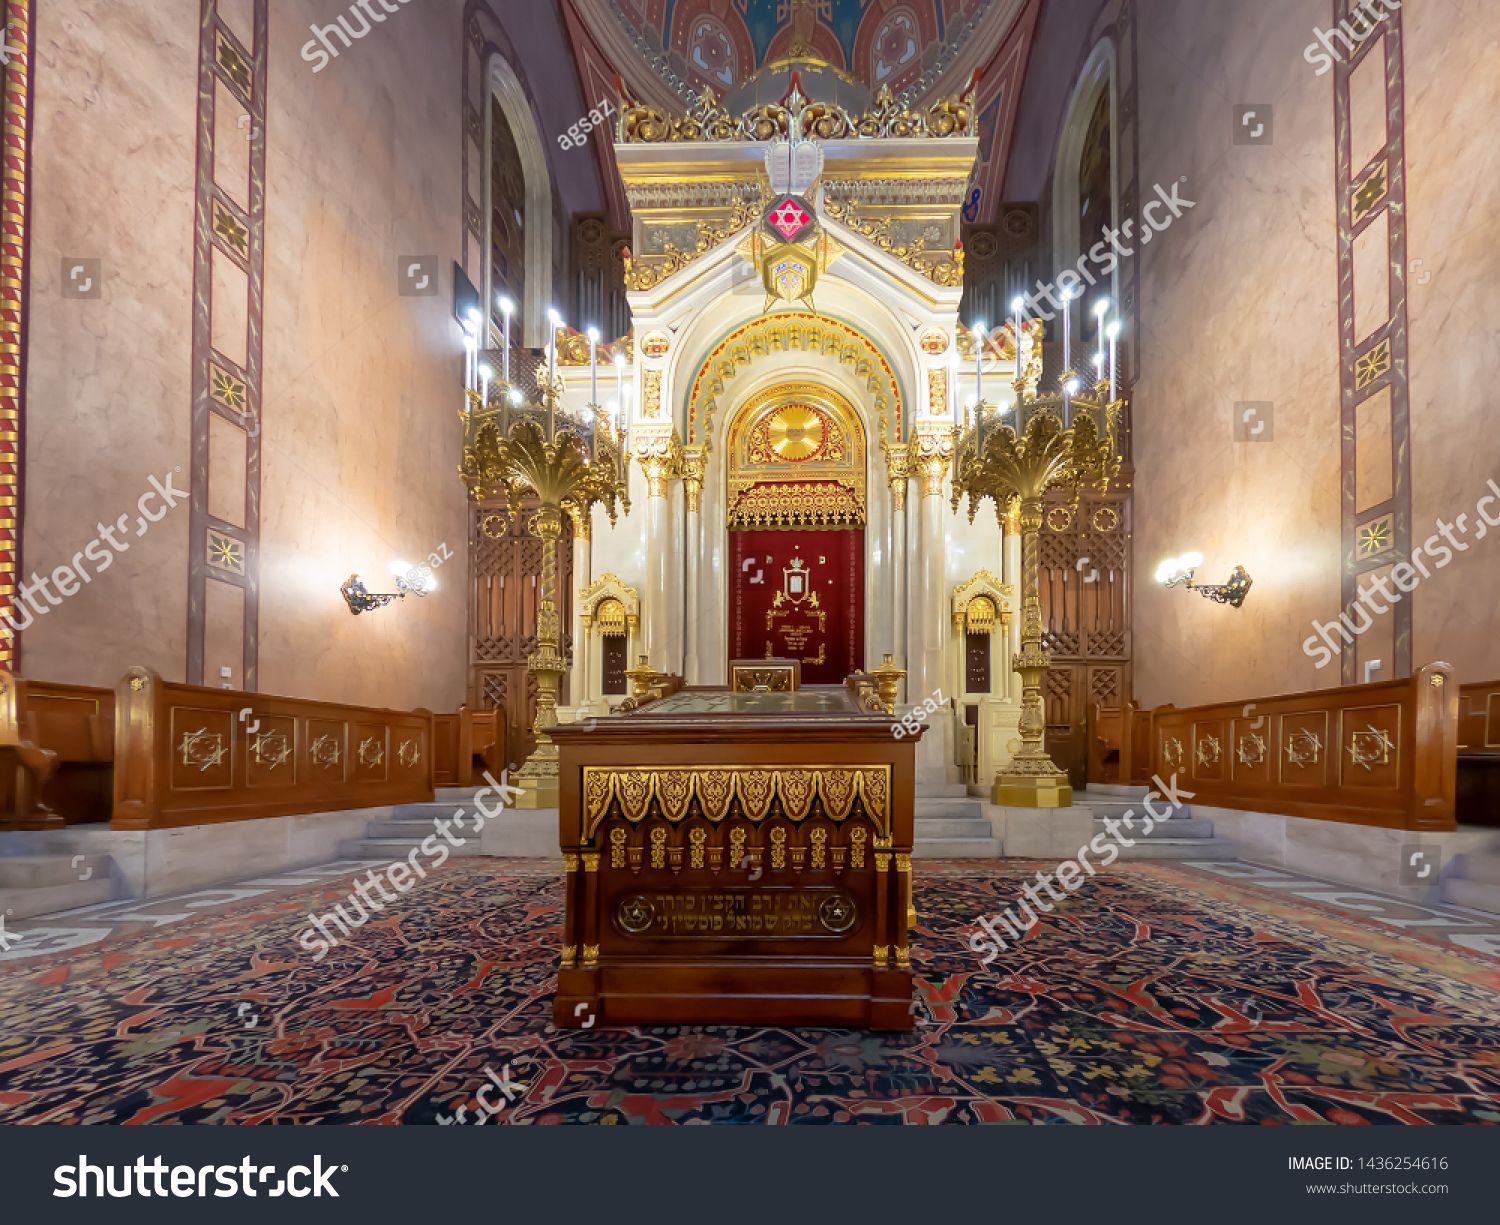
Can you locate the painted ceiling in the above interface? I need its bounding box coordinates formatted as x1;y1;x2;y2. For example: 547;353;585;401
561;0;1042;229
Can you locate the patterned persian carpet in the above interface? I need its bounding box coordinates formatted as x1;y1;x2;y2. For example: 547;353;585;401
1;860;1498;1125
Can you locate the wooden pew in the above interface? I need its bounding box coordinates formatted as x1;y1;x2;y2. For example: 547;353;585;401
1145;662;1457;831
0;672;114;829
1456;679;1500;828
112;667;434;829
433;704;510;787
1086;700;1129;785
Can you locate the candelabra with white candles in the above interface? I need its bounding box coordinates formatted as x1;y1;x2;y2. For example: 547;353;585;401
457;306;631;808
949;290;1126;807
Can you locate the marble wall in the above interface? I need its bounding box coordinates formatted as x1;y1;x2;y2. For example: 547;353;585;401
1129;0;1500;707
23;0;481;710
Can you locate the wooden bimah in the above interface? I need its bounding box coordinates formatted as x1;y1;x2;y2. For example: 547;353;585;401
552;687;920;1030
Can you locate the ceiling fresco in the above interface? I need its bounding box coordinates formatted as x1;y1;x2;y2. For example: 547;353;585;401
560;0;1042;229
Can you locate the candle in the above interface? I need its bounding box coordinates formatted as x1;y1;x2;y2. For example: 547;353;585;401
498;295;513;384
1107;319;1120;401
546;307;562;380
1093;298;1109;380
949;350;959;428
1062;287;1073;373
587;326;600;407
478;362;492;409
1010;295;1025;384
973;320;986;411
614;352;625;429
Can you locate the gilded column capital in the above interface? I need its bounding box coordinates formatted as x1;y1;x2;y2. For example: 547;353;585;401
632;427;683;499
680;445;708;514
910;425;955;499
881;438;914;512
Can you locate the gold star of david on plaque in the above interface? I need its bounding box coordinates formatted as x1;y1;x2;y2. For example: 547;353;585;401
618;894;655;934
819;894;857;933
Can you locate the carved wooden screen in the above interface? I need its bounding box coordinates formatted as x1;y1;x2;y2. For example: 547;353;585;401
468;496;573;766
1039;486;1133;786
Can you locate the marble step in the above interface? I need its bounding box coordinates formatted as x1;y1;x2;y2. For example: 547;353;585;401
1077;797;1196;821
916;783;971;799
1108;838;1230;860
0;876;115;920
1440;876;1500;918
1083;784;1151;800
1092;815;1216;838
913;835;1001;858
337;837;489;860
914;798;987;819
0;852;112;889
914;816;995;839
1447;850;1500;888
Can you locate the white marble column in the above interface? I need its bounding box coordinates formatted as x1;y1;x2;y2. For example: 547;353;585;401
682;448;706;683
1002;502;1023;701
917;466;947;705
885;447;910;700
569;516;591;709
636;433;680;669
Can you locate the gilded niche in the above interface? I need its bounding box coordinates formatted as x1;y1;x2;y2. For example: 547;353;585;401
726;385;866;530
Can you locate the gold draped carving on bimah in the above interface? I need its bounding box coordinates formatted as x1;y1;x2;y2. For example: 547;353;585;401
580;766;892;844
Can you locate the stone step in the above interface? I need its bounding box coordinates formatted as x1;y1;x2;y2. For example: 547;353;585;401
913;816;994;839
1439;876;1500;918
1076;796;1196;820
916;783;971;799
0;852;112;889
1448;850;1500;889
0;876;116;920
913;836;1000;858
337;837;489;860
363;819;459;839
1083;783;1151;800
1092;815;1216;838
914;798;987;819
1109;838;1231;860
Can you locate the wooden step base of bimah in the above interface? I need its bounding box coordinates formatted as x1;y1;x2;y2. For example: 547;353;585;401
556;961;914;1030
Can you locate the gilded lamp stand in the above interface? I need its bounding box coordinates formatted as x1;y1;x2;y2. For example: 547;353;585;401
460;371;631;808
950;360;1122;808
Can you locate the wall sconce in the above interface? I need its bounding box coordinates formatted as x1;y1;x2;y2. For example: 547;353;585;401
1155;552;1253;608
340;562;436;615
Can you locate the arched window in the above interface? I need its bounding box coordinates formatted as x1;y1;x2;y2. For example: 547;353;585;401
483;53;553;348
488;97;527;339
1052;40;1118;347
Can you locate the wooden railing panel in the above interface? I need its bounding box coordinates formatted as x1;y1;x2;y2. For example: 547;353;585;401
112;667;435;830
1457;680;1500;752
0;673;115;828
433;705;510;787
1148;663;1457;831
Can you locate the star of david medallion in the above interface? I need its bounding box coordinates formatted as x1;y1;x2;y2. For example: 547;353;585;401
765;195;814;243
617;894;656;934
819;893;857;934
